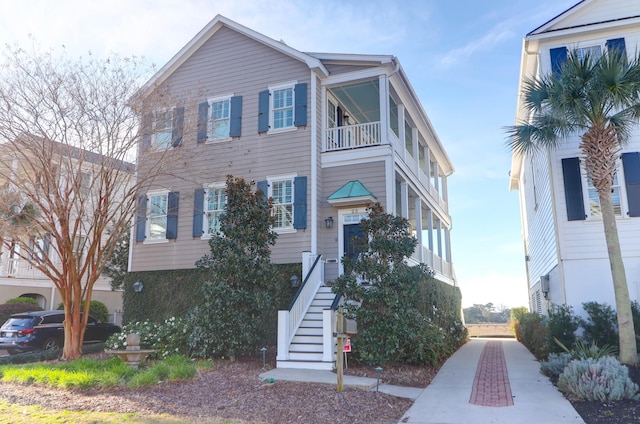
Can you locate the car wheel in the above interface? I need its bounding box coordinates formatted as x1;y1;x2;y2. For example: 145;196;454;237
43;338;61;350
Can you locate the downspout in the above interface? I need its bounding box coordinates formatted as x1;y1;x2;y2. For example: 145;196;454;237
310;70;318;255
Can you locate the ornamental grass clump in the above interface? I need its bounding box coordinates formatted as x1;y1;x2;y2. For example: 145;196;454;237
558;356;639;401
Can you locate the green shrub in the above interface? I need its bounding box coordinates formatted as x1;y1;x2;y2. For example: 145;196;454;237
558;356;639;401
57;300;110;323
631;301;640;348
513;313;548;359
540;352;572;378
106;316;190;358
0;302;43;325
5;297;40;306
580;302;618;348
546;304;579;354
568;340;618;360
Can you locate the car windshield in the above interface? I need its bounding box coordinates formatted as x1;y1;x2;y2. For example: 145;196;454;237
1;317;35;330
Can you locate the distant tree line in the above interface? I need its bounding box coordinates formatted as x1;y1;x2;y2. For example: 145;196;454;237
463;303;510;324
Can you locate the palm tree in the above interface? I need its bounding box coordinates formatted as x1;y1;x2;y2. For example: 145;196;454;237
506;48;640;365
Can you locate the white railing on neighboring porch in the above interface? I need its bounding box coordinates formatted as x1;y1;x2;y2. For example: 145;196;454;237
3;258;49;279
324;121;381;151
276;253;324;361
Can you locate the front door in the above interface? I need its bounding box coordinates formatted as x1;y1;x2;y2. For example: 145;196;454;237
343;223;363;261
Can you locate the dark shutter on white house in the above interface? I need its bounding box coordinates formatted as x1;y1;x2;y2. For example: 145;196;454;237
606;38;626;57
257;180;268;203
258;90;270;133
166;192;179;240
230;96;242;137
171;107;184;147
550;47;568;75
136;195;147;242
294;83;307;127
193;188;205;237
622;152;640;217
561;157;586;221
197;102;209;143
293;176;307;229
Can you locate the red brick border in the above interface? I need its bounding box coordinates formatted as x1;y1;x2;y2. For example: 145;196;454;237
469;341;514;407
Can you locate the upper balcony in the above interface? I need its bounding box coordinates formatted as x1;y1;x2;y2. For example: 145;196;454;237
321;78;448;212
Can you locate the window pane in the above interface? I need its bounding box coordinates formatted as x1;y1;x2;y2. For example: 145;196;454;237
273;89;292;108
154;111;173;148
576;46;601;60
586;172;620;217
205;188;226;235
149;194;168;239
271;180;293;228
272;88;293;129
149;217;167;239
209;100;230;140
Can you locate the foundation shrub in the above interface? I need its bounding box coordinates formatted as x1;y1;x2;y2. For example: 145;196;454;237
545;304;579;354
5;297;40;306
558;356;639;401
540;352;572;378
58;300;110;323
513;312;548;359
580;302;618;348
106;316;190;358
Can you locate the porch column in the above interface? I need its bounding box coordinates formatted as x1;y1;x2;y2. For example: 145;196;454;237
415;198;423;262
412;128;419;161
427;208;434;267
378;75;389;141
400;181;408;219
398;104;406;161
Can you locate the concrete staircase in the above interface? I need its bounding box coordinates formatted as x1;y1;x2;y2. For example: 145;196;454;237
277;285;335;370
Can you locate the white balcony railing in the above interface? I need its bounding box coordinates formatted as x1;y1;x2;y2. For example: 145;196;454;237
324;121;381;151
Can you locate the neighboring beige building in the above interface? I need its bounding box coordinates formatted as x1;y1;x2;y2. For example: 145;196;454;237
0;137;130;324
130;15;455;369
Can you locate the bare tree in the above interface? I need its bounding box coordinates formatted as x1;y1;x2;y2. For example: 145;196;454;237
0;45;179;359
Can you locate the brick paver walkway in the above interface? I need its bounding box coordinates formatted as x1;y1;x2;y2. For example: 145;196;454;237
469;340;514;407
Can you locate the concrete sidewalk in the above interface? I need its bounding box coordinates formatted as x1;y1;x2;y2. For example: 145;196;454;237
399;338;584;424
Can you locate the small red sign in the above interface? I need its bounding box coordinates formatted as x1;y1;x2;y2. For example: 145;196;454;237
343;338;351;353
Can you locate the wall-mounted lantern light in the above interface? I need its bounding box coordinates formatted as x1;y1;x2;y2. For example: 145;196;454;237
133;281;144;293
290;275;300;288
324;217;334;229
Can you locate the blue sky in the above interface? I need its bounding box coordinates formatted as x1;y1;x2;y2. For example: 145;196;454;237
1;0;579;308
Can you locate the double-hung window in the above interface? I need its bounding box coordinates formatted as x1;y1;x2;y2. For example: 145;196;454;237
148;192;169;240
204;185;226;236
258;83;307;133
271;178;293;229
272;86;294;130
197;95;242;143
585;168;622;218
135;190;179;242
153;110;173;149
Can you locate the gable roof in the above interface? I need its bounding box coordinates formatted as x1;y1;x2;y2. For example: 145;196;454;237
528;0;640;38
138;15;328;97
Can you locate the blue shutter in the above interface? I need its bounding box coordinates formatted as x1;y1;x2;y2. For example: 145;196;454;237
606;38;626;57
258;90;270;133
171;107;184;147
141;113;152;149
257;180;268;203
167;192;179;240
230;96;242;137
136;195;147;242
561;158;586;221
293;176;307;229
294;83;307;127
550;47;568;76
622;152;640;217
193;188;205;237
197;102;209;143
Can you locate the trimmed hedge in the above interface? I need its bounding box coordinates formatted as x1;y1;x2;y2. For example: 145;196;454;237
122;264;300;327
0;303;44;325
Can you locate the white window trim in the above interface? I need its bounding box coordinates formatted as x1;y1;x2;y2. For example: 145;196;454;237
581;160;628;220
268;82;297;134
201;182;226;240
267;174;297;233
207;94;233;143
152;109;173;150
144;189;170;244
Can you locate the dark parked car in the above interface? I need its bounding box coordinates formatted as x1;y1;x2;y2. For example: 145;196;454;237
0;310;121;354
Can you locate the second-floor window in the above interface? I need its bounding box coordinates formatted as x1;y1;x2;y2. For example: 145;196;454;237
272;86;294;130
258;83;307;133
153;110;173;149
585;168;622;218
209;98;230;141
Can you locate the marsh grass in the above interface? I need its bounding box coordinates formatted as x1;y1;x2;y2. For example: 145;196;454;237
0;354;207;389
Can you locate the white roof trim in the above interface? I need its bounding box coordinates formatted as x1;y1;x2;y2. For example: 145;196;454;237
138;15;328;96
527;0;592;36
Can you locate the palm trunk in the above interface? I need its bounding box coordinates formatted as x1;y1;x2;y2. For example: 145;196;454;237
598;186;638;365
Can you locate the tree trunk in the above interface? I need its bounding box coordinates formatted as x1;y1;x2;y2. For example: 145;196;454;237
598;186;638;365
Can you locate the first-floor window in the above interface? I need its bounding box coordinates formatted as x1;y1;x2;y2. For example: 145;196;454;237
271;179;293;229
205;186;226;235
148;192;168;240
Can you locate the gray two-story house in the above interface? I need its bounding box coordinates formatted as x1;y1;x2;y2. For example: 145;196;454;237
130;15;455;370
